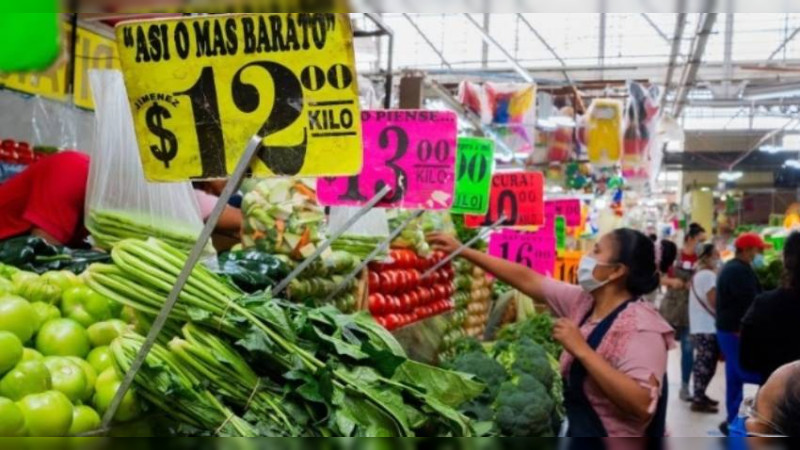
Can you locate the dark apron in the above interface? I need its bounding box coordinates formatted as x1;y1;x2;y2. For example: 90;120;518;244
565;299;668;442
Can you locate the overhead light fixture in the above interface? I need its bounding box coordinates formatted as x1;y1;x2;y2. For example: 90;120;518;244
719;171;744;182
784;160;800;170
743;82;800;101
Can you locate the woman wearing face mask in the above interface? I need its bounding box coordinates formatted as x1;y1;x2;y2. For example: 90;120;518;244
428;228;674;437
688;244;722;413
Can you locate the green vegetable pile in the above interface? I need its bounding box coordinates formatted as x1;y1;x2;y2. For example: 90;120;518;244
389;211;431;257
242;179;325;260
442;315;563;437
0;236;110;275
86;238;484;437
0;265;143;437
217;249;290;293
288;251;362;313
755;251;784;291
88;210;213;256
332;235;386;260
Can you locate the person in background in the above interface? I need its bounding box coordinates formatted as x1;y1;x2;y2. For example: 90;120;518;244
688;243;722;413
716;233;768;434
741;232;800;382
193;180;243;252
644;239;678;304
0;151;90;247
660;223;707;402
729;361;800;438
429;228;674;438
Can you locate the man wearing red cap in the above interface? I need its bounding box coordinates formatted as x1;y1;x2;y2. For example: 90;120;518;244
716;232;769;434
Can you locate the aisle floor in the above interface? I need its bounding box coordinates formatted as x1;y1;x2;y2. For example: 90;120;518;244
665;347;757;437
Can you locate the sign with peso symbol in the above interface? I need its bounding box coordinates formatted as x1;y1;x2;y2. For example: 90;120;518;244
317;110;458;210
451;137;494;215
116;13;363;182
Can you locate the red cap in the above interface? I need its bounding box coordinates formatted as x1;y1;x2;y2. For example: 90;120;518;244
735;233;770;251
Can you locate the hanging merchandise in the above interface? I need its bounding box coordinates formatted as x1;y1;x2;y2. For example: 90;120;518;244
586;99;623;168
622;82;661;187
458;81;537;158
547;107;576;164
84;71;212;256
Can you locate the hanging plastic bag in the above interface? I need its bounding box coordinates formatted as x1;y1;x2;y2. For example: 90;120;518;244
586;99;623;168
622;82;661;187
85;70;212;256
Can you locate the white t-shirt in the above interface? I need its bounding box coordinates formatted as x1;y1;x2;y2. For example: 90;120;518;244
689;269;717;335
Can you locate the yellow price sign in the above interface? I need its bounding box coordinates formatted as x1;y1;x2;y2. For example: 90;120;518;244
116;13;363;182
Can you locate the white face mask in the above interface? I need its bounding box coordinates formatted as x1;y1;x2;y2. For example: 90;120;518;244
578;256;615;293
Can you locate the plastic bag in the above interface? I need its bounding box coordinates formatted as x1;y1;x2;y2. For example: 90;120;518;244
85;70;212;256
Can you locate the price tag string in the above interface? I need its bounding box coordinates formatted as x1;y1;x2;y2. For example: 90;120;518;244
421;214;508;280
272;185;392;296
323;210;425;304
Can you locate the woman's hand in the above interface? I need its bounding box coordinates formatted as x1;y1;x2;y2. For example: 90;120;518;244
553;319;592;360
427;232;463;255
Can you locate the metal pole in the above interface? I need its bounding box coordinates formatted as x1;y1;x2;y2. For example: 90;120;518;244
463;13;534;83
323;210;425;303
421;215;508;279
272;185;392;295
100;134;264;429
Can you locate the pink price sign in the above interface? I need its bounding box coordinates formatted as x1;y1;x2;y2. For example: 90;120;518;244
545;199;582;227
317;110;457;210
489;229;557;277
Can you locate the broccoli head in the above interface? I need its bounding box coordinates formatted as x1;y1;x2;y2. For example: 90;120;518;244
494;374;556;437
444;348;509;401
496;338;554;390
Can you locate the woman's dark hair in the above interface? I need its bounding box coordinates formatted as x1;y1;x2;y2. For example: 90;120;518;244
783;232;800;291
685;222;706;243
772;365;800;436
659;240;678;274
611;228;660;297
697;243;716;267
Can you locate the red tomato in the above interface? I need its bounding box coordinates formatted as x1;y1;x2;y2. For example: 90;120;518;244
378;272;393;294
434;284;449;300
408;270;420;287
384;315;398;330
376;317;387;328
445;283;455;297
443;266;455;281
368;293;383;316
368;272;381;294
408;290;420;308
396;271;408;293
399;293;414;313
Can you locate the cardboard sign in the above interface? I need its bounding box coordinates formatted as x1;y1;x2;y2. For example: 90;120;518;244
545;199;582;227
465;172;545;228
489;229;556;277
115;14;362;182
318;110;457;210
451;137;494;215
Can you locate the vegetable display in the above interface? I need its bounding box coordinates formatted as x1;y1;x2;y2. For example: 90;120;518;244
388;211;431;257
454;260;493;339
442;316;563;437
85;238;484;437
242;179;325;260
0;237;110;275
368;250;455;331
88;210;212;256
0;267;141;437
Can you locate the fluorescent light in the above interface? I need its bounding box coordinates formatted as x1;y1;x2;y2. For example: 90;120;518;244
760;145;788;153
701;187;711;192
719;171;744;182
744;82;800;101
784;160;800;170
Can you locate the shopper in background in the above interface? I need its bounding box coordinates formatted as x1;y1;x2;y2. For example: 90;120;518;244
688;243;722;413
716;233;768;433
644;240;678;304
0;151;90;247
741;232;800;382
729;361;800;438
660;223;707;402
429;228;674;438
193;180;244;251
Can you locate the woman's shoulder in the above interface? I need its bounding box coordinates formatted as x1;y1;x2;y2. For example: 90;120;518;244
630;301;676;337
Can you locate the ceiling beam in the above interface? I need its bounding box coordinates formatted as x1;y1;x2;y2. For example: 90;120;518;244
768;25;800;61
673;12;718;117
462;13;533;83
661;12;688;109
640;13;672;44
401;14;453;70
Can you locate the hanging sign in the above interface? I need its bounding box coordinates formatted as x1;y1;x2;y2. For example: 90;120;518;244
317;110;457;210
489;229;556;277
451;137;495;215
115;13;362;182
545;199;582;227
465;172;545;228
